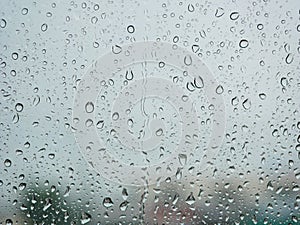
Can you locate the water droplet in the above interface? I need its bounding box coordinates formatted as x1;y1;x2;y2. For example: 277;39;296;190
259;93;266;100
103;197;114;208
5;219;13;225
4;159;12;167
193;76;204;88
0;19;7;28
231;96;239;106
192;44;200;53
178;154;187;166
239;39;249;48
94;4;100;11
173;36;179;43
18;183;26;191
21;8;28;15
187;4;195;12
12;114;19;124
215;7;225;18
11;52;18;60
119;201;129;211
15;103;23;112
257;23;264;30
186;82;195;92
158;61;165;68
185;192;195;205
156;128;163;136
85;119;93;127
242;98;251;110
127;25;135;33
216;85;224;94
184;55;192;66
41;23;48;32
122;188;128;200
91;16;98;24
230;12;239;20
85;102;94;113
96;120;104;129
80;212;92;224
112;45;122;54
48;153;55;159
285;53;294;64
172;76;179;83
125;70;134;80
112;112;119;121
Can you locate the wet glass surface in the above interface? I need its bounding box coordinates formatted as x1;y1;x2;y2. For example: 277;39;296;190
0;0;300;224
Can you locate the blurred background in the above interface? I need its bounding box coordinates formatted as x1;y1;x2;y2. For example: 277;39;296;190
0;0;299;224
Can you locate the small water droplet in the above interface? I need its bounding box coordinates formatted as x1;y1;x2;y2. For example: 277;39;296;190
285;53;294;64
127;25;135;33
231;96;239;106
187;4;195;12
230;12;239;20
186;82;195;92
192;44;200;53
4;159;12;167
173;36;179;43
158;61;165;68
0;19;7;28
239;39;249;48
112;45;122;54
184;55;192;66
125;70;134;80
112;112;119;121
15;103;23;112
193;76;204;88
185;192;195;205
11;52;18;60
21;8;28;15
156;128;163;136
242;98;251;110
172;76;179;83
216;85;224;94
215;7;225;18
119;201;129;211
48;153;55;159
91;16;98;24
96;120;104;129
259;93;266;100
41;23;48;32
18;183;26;191
178;154;187;166
103;197;114;208
257;23;264;30
85;102;94;113
80;212;92;224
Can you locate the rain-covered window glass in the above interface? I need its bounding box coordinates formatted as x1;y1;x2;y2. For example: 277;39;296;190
0;0;299;224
